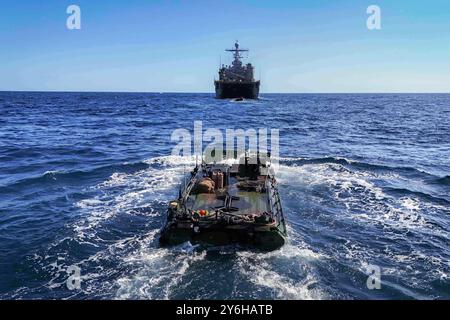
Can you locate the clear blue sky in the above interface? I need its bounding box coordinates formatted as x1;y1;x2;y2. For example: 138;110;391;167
1;0;450;92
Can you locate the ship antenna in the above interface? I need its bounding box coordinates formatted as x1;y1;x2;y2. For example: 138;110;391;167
226;40;248;62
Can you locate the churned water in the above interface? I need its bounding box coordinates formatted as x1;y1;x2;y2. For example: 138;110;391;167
0;92;449;299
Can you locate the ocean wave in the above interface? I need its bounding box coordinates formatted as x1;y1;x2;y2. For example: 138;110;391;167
383;186;450;205
278;160;448;233
278;156;441;179
71;157;186;242
434;175;450;186
276;158;450;298
0;162;150;191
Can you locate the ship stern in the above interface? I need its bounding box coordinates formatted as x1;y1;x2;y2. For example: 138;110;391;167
215;80;260;99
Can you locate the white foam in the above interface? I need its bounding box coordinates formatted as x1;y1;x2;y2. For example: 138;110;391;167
72;155;190;241
234;236;327;300
276;162;443;236
115;243;207;300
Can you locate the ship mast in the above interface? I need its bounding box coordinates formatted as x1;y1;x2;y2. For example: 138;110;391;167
226;41;248;62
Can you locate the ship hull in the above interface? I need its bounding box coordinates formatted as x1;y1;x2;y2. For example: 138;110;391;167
215;80;260;99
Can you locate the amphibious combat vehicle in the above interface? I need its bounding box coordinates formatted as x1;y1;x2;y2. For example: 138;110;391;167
159;153;287;251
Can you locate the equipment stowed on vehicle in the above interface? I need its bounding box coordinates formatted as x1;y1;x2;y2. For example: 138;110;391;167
159;152;287;251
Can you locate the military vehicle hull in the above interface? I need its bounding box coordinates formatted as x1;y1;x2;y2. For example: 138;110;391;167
160;223;286;251
215;80;260;99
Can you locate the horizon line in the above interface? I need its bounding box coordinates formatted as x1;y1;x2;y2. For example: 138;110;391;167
1;90;450;94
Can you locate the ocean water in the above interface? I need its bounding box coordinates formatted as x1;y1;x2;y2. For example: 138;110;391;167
0;92;449;300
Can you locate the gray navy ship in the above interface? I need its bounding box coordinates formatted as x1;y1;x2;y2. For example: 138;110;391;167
214;41;260;99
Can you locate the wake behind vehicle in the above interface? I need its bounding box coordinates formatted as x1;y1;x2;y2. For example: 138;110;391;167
159;152;287;251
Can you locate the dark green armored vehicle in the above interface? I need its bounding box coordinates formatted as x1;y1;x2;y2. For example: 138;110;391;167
159;153;287;251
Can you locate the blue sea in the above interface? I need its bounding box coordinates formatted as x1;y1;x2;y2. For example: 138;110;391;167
0;92;449;300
